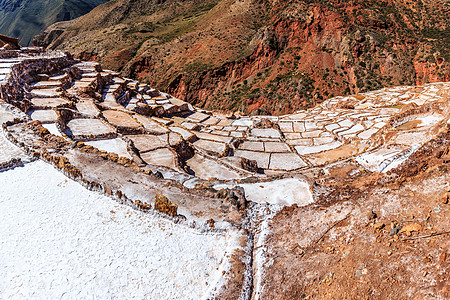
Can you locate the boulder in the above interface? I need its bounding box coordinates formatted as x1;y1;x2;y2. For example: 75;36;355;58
240;157;259;173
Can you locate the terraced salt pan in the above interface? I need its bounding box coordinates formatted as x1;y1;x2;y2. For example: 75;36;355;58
251;128;281;139
196;132;233;144
0;109;15;124
30;81;61;89
134;115;169;134
169;126;196;141
66;119;115;137
0;129;28;164
42;123;62;137
128;134;168;152
30;97;70;108
295;141;342;155
231;118;253;127
187;154;244;180
355;147;410;172
234;150;270;169
358;128;380;140
29;88;61;98
216;178;313;207
140;148;179;170
102;110;141;128
394;131;436;146
194;139;227;156
239;141;264;152
75;99;100;117
269;153;307;170
185;112;210;123
278;122;293;132
0;160;239;299
338;124;365;136
27;110;58;123
382;145;419;173
264;142;291;153
85;138;132;159
416;114;443;127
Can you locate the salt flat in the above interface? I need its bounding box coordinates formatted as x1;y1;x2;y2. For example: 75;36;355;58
0;160;239;300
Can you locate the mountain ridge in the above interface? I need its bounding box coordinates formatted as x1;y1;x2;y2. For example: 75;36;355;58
0;0;109;46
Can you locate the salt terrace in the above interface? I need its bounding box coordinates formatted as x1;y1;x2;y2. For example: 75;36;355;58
0;49;449;299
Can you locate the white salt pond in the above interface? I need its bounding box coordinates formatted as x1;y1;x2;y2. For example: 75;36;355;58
216;178;314;207
42;123;62;137
416;114;443;127
355;145;419;173
187;154;244;180
85;138;132;159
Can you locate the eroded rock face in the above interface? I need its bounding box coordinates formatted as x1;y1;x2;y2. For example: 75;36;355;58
1;47;450;299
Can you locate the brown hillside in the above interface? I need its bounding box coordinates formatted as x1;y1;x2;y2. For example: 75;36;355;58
34;0;450;115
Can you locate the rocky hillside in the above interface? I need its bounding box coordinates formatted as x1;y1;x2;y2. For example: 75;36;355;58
35;0;450;115
0;0;109;46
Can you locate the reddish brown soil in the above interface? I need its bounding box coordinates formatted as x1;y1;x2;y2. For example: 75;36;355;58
259;134;450;299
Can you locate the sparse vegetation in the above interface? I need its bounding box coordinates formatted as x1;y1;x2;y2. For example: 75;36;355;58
31;0;450;115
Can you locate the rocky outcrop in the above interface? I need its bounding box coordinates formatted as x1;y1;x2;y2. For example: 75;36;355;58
0;34;20;50
154;194;178;217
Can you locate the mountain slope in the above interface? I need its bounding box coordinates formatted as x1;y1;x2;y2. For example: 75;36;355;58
35;0;450;115
0;0;109;46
